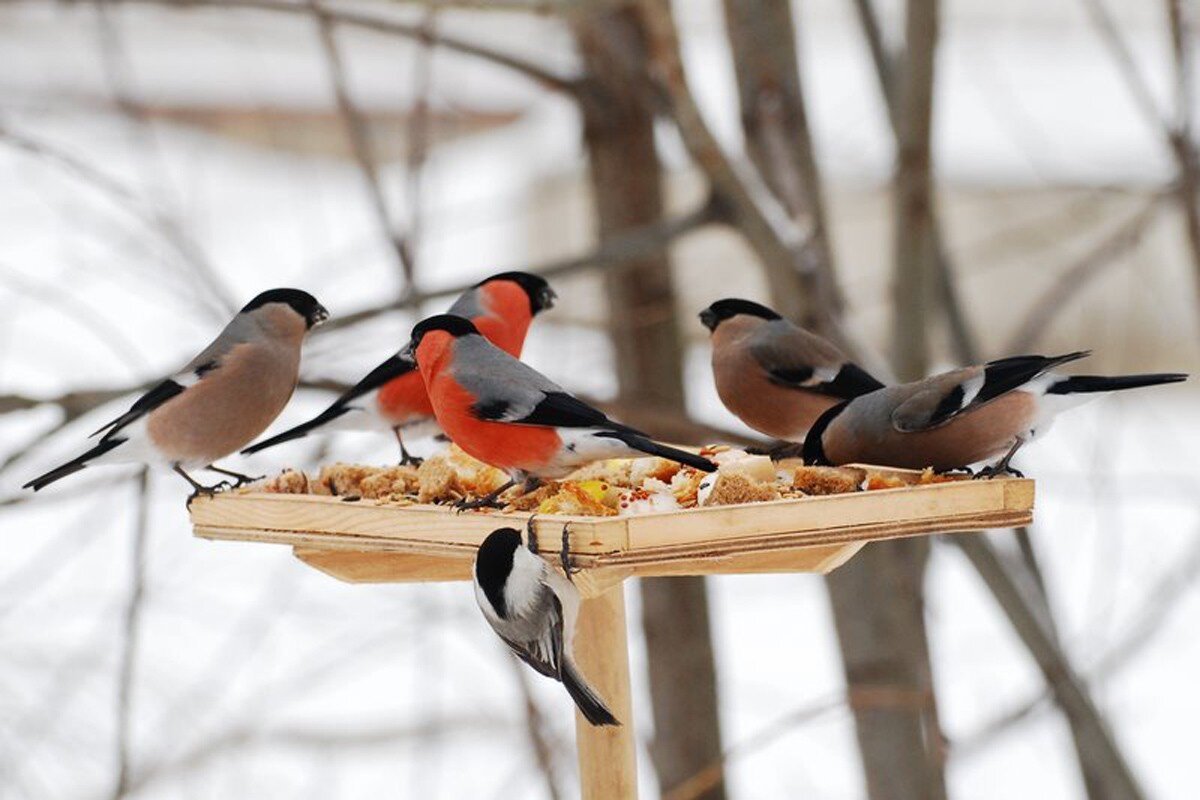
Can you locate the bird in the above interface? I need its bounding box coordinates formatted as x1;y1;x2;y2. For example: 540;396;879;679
242;271;556;465
408;314;716;507
473;522;619;726
802;350;1187;476
23;288;329;497
700;298;884;443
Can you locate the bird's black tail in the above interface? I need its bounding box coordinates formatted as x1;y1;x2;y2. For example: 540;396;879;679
1047;373;1188;395
562;660;620;727
23;438;124;492
596;430;716;472
241;405;351;455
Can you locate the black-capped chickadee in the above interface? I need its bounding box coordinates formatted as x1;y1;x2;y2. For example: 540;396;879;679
473;520;619;726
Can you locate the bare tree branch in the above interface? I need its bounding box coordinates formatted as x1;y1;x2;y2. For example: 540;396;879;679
318;197;718;334
0;124;231;321
112;468;150;800
1007;194;1165;353
662;695;845;800
309;0;416;286
722;0;844;329
953;535;1146;799
852;0;978;365
961;528;1200;755
106;0;582;95
636;0;850;345
507;655;564;800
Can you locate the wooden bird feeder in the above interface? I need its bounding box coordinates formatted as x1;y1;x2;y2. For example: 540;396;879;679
188;466;1033;799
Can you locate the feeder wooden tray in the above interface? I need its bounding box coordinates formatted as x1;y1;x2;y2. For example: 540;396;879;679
188;466;1033;596
188;465;1033;800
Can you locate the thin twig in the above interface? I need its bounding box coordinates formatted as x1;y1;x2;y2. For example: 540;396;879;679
112;467;150;800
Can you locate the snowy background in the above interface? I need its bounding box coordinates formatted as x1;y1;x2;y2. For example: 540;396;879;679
2;1;1198;798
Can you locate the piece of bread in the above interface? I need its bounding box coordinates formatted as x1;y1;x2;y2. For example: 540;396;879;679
703;472;781;506
792;465;866;496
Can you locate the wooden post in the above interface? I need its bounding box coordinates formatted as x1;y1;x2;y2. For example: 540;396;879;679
574;582;638;800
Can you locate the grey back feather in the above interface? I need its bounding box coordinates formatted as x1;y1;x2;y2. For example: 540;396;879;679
748;318;845;375
450;335;562;422
447;285;486;321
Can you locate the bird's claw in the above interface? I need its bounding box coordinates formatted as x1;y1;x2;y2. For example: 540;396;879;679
941;465;975;477
185;480;233;507
230;474;263;489
560;523;578;582
399;454;424;468
454;494;505;513
974;464;1024;480
525;514;540;554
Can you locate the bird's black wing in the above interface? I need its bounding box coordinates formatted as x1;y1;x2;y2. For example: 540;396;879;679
90;378;185;439
336;353;418;406
473;391;645;436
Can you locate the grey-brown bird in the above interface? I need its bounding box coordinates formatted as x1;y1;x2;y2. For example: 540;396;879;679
699;298;884;441
803;351;1187;476
24;288;328;496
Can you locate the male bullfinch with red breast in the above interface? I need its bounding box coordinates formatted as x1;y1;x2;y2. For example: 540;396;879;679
700;298;884;441
243;271;556;464
409;314;716;507
474;523;618;726
803;351;1187;476
24;288;328;497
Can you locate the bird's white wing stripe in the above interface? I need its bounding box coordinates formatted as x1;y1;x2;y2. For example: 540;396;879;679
960;373;986;407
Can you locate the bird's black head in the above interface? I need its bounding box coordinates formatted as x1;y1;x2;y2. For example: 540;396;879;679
478;271;557;315
243;288;329;329
699;298;781;332
475;527;523;618
410;314;481;348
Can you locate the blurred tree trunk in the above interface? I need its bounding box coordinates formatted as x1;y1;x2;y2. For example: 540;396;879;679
571;11;727;799
723;2;946;797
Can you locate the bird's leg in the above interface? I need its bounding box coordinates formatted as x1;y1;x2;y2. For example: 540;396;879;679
975;438;1027;480
525;514;540;554
454;478;516;512
560;522;577;583
176;465;230;505
393;428;423;467
205;463;263;488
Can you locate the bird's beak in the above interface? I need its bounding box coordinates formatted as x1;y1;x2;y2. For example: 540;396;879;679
310;305;330;328
698;308;718;331
539;285;558;312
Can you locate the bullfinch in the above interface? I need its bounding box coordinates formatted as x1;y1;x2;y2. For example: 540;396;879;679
803;351;1187;475
700;298;884;441
474;523;619;726
409;314;716;507
24;288;328;497
243;271;556;465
